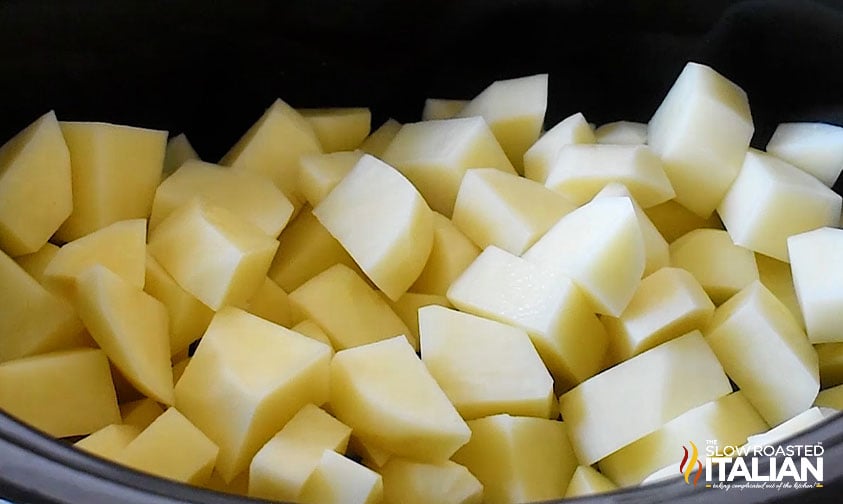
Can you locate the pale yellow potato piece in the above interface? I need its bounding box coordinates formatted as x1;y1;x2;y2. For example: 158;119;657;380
705;281;819;425
0;348;120;437
44;219;147;300
76;265;174;405
381;458;483;504
594;183;669;276
359;118;401;158
203;470;249;496
148;199;278;310
670;228;758;304
298;150;364;207
56;122;166;242
419;305;554;419
756;253;805;328
174;307;331;482
386;292;450;351
788;227;843;343
220;99;322;209
643;199;723;243
330;336;470;462
742;407;832;451
817;343;843;388
603;267;714;363
564;466;617;498
410;212;479;296
0;249;85;362
163;133;199;177
15;242;60;284
816;383;843;409
299;107;371;153
447;246;607;390
268;207;364;292
298;449;383;504
595;121;648;146
291;320;335;353
348;435;392;470
452;414;577;504
74;423;142;462
172;357;190;386
381;117;515;216
314;154;434;300
290;264;409;350
422;99;468;121
452;168;575;255
0;111;71;256
523;196;645;316
120;398;165;430
456;74;548;173
545;144;674;207
717;150;841;262
524;112;595;184
766;122;843;187
236;277;293;328
144;253;212;356
118;407;218;485
647;62;754;217
559;331;732;465
598;392;766;487
150;160;294;237
249;404;351;502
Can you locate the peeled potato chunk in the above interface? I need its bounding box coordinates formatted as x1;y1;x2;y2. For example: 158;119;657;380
743;407;833;451
452;168;575;255
313;154;434;300
643;199;723;243
421;99;468;121
120;398;165;430
15;242;60;284
299;107;371;153
817;343;843;388
816;383;843;410
756;253;805;328
330;336;471;463
0;348;120;438
348;436;392;470
292;320;335;353
594;121;648;146
788;227;843;343
56;121;167;242
75;423;142;462
380;458;483;504
410;212;480;296
705;281;819;426
359;118;401;158
717;150;841;262
381;117;515;216
647;62;754;218
163;133;199;177
298;449;383;504
451;414;577;504
0;111;72;256
523;112;595;184
298;150;364;207
174;307;331;482
385;292;450;350
236;276;293;328
559;331;732;465
523;196;645;316
766;122;843;187
419;305;554;420
564;466;617;498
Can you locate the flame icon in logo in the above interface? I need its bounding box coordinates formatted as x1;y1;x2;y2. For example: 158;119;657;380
680;441;703;486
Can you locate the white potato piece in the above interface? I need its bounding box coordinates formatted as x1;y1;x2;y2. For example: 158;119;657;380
523;196;645;316
564;466;617;498
291;320;335;353
452;168;575;255
595;121;648;145
788;227;843;343
643;199;723;243
816;383;843;410
14;242;60;284
705;281;819;426
766;122;843;187
386;292;450;349
348;436;392;470
299;107;371;153
817;343;843;388
524;112;595;184
410;212;479;296
236;276;293;328
298;150;364;207
298;450;383;504
314;154;433;300
717;150;841;262
163;133;199;176
647;62;754;217
359;118;401;158
381;458;482;504
544;144;674;207
422;99;468;121
742;407;832;451
121;398;165;430
559;331;732;465
75;424;142;462
756;253;805;328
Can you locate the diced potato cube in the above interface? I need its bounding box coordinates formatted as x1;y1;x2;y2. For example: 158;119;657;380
348;435;392;470
452;414;577;504
14;242;60;284
76;265;174;405
559;331;732;464
120;398;165;430
74;423;142;462
452;168;575;255
118;407;218;485
148;199;278;310
150;160;294;237
359;118;401;158
174;307;331;481
788;227;843;343
643;199;723;243
594;121;648;146
816;383;843;410
299;108;371;153
291;320;335;353
386;292;450;349
220;99;322;208
237;277;292;328
817;343;843;388
163;133;199;177
330;336;471;462
314;154;434;300
298;150;364;207
0;348;120;437
756;253;805;328
766;122;843;187
545;144;674;208
524;112;595;184
380;458;483;504
410;212;480;296
298;450;383;504
523;196;645;316
647;62;754;217
669;228;759;304
743;407;833;451
447;246;607;390
422;99;468;121
0;111;71;256
56;122;166;242
564;466;617;498
249;404;352;502
381;117;515;216
717;150;841;262
705;281;819;425
172;357;190;386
